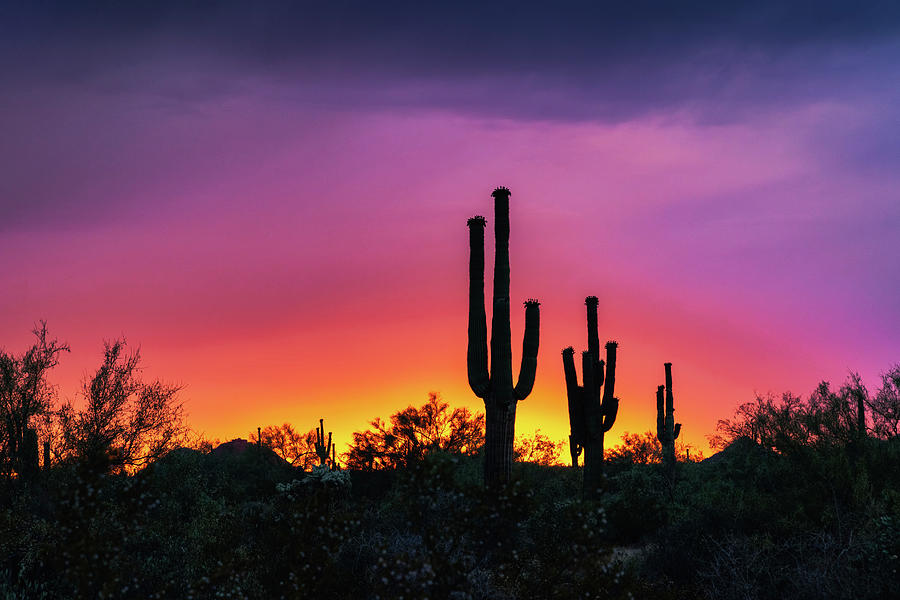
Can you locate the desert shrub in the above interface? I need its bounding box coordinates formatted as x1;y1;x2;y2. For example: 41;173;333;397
602;466;668;543
0;445;362;599
356;451;634;599
696;528;899;600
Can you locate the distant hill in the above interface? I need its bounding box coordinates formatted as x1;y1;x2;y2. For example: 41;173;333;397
210;438;291;467
700;436;772;466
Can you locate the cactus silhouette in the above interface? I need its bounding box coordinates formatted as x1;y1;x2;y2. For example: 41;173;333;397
855;387;867;441
315;418;334;469
563;296;618;499
656;362;681;478
20;427;39;479
467;187;540;485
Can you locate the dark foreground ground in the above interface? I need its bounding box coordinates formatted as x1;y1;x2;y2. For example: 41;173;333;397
2;438;899;599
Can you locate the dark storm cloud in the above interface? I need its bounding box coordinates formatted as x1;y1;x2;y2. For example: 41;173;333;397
2;1;899;121
1;1;898;232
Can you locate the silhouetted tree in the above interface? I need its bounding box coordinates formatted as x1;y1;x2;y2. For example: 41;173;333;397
513;430;565;466
805;380;863;447
250;423;321;469
467;187;540;485
867;364;900;439
605;430;701;465
708;392;804;451
563;296;619;499
609;431;662;465
709;369;900;453
0;321;69;476
56;339;186;473
344;393;484;470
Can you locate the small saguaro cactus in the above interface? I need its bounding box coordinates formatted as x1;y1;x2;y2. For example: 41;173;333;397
43;440;51;470
656;362;681;478
315;418;334;469
331;441;337;470
855;387;867;441
467;187;541;486
20;427;39;479
563;296;619;499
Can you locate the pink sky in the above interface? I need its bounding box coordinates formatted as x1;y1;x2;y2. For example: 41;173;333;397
2;95;897;455
1;2;898;457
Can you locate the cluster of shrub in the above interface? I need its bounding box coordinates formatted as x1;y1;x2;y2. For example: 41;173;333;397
1;434;633;598
2;324;899;598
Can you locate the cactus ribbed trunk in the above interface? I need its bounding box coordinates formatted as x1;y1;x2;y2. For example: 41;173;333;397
467;187;540;487
485;402;517;484
582;439;604;496
490;192;513;401
563;297;619;500
581;350;602;496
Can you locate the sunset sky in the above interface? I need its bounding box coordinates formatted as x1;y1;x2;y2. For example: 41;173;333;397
1;2;898;456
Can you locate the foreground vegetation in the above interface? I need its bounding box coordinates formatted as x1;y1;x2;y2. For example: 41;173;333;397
2;425;899;599
2;324;899;598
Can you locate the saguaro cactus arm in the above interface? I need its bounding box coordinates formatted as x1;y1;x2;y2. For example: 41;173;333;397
563;347;584;461
585;297;604;390
664;362;681;441
467;216;490;399
562;347;579;391
600;342;618;432
656;385;666;442
602;342;617;400
601;398;619;433
514;300;541;400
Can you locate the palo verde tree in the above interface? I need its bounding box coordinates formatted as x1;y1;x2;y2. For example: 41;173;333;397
344;393;484;470
870;364;900;438
0;321;69;476
56;339;187;473
709;368;900;452
250;423;322;469
563;296;619;499
467;187;540;485
513;429;565;466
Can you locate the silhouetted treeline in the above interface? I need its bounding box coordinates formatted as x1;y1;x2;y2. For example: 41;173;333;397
4;316;900;598
2;366;899;598
1;324;186;478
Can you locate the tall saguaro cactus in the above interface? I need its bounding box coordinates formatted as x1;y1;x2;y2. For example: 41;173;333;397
656;362;681;478
563;296;619;499
468;187;540;486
